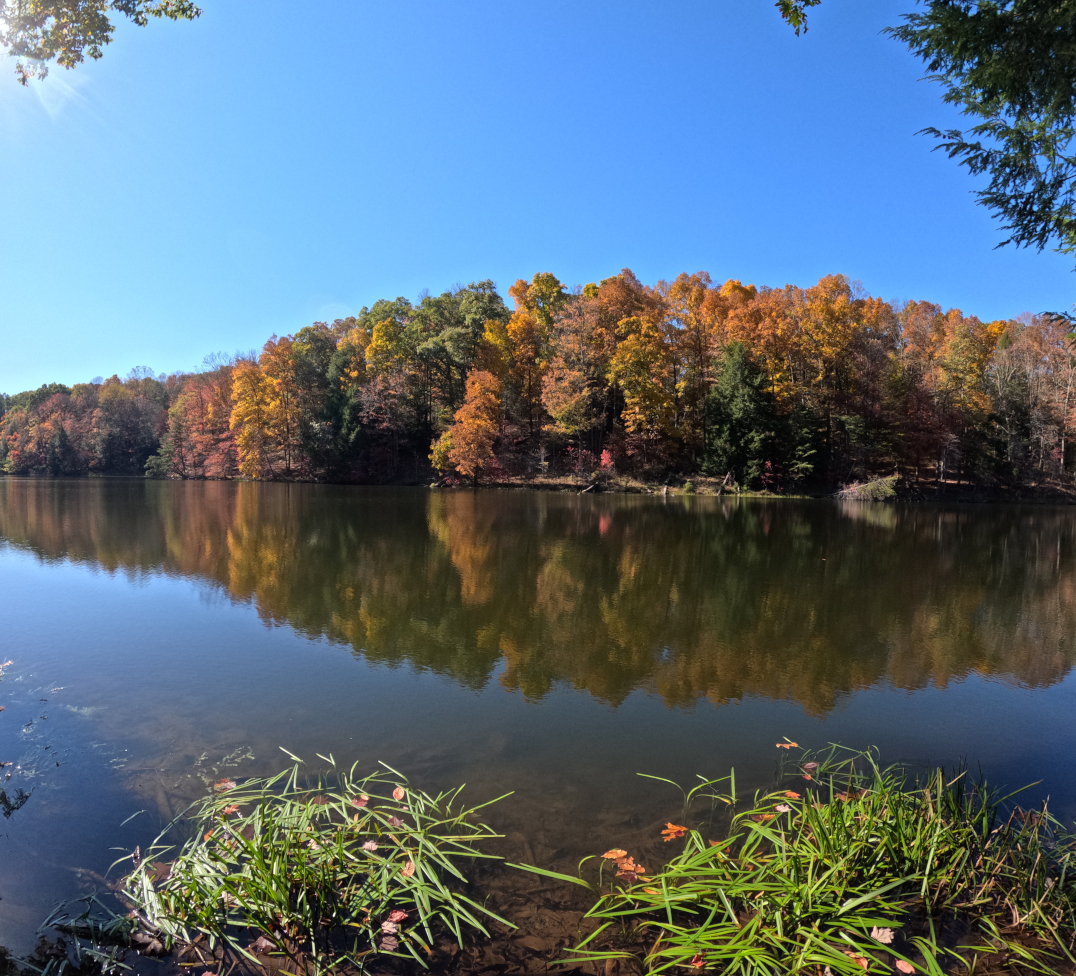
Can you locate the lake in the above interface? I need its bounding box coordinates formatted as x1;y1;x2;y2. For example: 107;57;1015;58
1;479;1075;955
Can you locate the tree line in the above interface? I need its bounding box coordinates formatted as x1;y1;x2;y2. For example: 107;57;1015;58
2;270;1074;490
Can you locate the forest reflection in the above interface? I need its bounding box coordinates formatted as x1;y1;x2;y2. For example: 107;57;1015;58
1;478;1072;714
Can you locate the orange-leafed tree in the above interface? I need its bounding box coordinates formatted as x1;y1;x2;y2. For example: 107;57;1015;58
431;370;502;486
230;360;276;479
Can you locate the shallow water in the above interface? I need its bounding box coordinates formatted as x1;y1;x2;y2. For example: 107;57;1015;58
1;479;1075;952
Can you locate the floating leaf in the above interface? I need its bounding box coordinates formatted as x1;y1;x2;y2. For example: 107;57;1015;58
386;909;408;923
222;805;240;815
379;935;398;952
844;951;869;970
802;762;819;771
213;779;236;792
750;813;775;822
895;962;915;974
363;840;378;852
871;926;894;944
203;830;214;841
775;742;799;749
602;848;628;860
401;859;415;878
381;920;398;934
351;794;369;808
310;795;330;805
689;953;706;968
784;791;801;799
388;815;404;827
661;823;687;841
775;803;791;813
392;786;406;801
802;773;813;781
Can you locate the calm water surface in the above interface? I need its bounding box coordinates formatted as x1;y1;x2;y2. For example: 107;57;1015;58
1;480;1075;951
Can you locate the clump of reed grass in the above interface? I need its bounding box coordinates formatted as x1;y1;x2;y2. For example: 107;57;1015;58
836;477;898;501
524;746;1076;975
116;755;509;976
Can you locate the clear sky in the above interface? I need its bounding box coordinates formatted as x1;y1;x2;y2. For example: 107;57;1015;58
2;0;1074;394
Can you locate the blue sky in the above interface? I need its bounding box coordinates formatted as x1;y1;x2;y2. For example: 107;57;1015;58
1;0;1073;394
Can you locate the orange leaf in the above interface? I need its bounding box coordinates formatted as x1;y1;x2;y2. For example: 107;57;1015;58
400;859;415;878
661;823;687;841
844;951;869;971
775;742;799;749
222;805;240;815
784;791;801;799
392;787;406;802
689;953;706;968
750;814;774;822
895;962;915;974
601;848;628;860
802;773;813;781
203;830;214;841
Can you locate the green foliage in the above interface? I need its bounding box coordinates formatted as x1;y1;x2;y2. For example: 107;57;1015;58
118;758;509;976
703;343;778;487
776;0;823;35
1;0;201;84
888;1;1076;260
547;747;1076;976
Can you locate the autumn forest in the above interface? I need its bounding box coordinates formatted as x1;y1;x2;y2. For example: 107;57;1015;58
2;269;1072;491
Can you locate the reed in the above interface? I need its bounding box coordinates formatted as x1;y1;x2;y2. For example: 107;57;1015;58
522;747;1076;975
116;754;510;976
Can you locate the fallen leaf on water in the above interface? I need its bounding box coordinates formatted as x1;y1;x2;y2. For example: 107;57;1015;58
784;791;801;799
802;773;813;781
392;786;406;801
750;814;775;822
214;779;236;792
602;848;628;860
689;953;706;968
381;921;398;934
844;951;869;971
1;661;12;668
388;815;404;827
203;830;214;841
249;936;274;953
351;794;369;808
643;887;660;894
661;823;687;841
775;742;799;749
895;961;915;974
802;762;819;771
363;840;378;851
386;909;408;923
401;859;415;878
775;804;791;813
379;935;398;952
310;795;330;805
871;926;894;944
222;805;240;815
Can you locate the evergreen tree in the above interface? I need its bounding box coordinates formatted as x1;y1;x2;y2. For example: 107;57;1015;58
703;343;778;487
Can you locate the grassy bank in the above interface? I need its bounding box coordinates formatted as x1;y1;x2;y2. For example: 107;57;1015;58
27;747;1076;976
